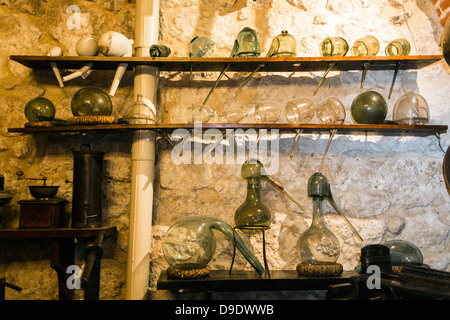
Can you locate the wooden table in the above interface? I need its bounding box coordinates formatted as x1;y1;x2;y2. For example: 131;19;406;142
0;226;116;300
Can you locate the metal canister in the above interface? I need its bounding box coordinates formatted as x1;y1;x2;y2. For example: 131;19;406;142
72;145;104;228
360;244;391;274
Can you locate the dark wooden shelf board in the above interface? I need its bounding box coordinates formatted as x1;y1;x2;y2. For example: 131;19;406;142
0;226;117;239
9;55;443;72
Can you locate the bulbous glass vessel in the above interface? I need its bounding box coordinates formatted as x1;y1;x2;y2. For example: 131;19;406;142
189;36;215;57
320;37;348;57
384;239;423;266
71;87;112;116
297;199;340;264
316;97;346;124
351;35;379;56
393;91;429;125
234;161;271;234
285;98;316;124
25;97;56;122
231;27;261;58
187;104;215;123
266;30;297;57
351;91;387;124
123;94;157;124
163;216;264;274
385;38;411;56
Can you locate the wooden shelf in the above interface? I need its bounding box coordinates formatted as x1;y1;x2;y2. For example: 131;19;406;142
0;226;117;239
10;55;443;73
7;123;448;137
157;270;358;293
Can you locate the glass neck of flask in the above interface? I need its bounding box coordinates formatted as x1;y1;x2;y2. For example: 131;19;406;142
311;198;325;226
246;177;262;200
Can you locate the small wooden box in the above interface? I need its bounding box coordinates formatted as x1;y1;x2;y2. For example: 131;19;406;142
19;199;68;228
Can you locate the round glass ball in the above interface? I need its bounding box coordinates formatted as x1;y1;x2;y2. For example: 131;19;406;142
71;87;112;117
384;239;423;266
393;92;429;125
25;97;55;122
351;91;387;124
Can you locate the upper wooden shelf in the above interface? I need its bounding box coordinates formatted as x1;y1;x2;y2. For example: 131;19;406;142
7;123;447;137
0;226;117;240
9;55;443;73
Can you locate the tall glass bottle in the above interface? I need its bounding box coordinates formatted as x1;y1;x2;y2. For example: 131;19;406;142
234;161;271;234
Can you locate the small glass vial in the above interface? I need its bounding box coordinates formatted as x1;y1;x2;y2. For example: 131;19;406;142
351;35;380;56
320;37;349;57
385;38;411;56
266;30;297;57
231;27;261;57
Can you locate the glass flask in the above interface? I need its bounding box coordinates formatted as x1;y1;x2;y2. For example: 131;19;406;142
316;97;346;124
350;90;387;124
351;35;380;56
149;44;171;57
254;102;280;123
189;36;215;57
385;38;411;56
218;109;250;123
230;27;261;58
384;239;423;266
393;91;429;125
187;104;215;123
320;37;349;57
266;30;297;57
25;97;56;122
297;173;341;265
123;94;157;124
71;87;112;116
234;160;271;234
285;98;316;124
163;216;264;275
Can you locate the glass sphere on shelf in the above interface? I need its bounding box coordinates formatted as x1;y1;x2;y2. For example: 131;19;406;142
71;87;112;117
384;239;423;266
25;97;56;122
123;94;157;124
393;92;429;125
351;91;387;124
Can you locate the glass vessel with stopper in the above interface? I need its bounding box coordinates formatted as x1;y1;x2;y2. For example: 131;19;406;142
266;30;296;57
123;94;157;124
297;172;363;276
163;216;264;278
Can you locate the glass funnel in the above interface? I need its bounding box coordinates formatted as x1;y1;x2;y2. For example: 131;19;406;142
25;97;56;122
266;30;297;57
123;94;157;124
393;91;429;125
231;27;261;58
163;216;264;275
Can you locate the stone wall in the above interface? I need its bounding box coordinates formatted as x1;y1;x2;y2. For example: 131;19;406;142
0;0;449;300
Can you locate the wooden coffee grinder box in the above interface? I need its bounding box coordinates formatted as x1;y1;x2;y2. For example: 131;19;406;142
19;199;68;228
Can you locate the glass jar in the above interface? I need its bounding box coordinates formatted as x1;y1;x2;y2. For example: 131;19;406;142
163;216;264;274
316;97;346;124
254;102;280;123
285;98;316;124
123;94;157;124
350;91;387;124
266;30;297;57
71;87;112;116
385;39;411;56
393;91;429;125
189;36;215;57
231;27;261;58
25;97;56;122
234;161;271;234
351;35;380;56
320;37;349;57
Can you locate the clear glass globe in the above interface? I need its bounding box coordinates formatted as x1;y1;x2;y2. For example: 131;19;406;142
25;97;55;122
71;87;112;116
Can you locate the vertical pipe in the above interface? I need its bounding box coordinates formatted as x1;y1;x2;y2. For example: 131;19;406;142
126;0;159;300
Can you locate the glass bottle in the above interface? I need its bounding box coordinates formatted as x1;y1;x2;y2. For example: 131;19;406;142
393;91;429;125
71;87;112;116
123;94;157;124
25;97;56;122
149;44;171;57
385;39;411;56
189;36;215;57
234;161;271;234
163;216;264;275
266;30;297;57
230;27;261;58
320;37;349;57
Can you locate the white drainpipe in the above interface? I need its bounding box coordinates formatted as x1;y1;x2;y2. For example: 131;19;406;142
126;0;159;300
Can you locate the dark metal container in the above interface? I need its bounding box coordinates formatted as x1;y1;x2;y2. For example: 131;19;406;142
360;244;391;274
72;147;104;228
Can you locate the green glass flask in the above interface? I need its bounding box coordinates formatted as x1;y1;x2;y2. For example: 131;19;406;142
234;161;271;234
266;30;297;57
